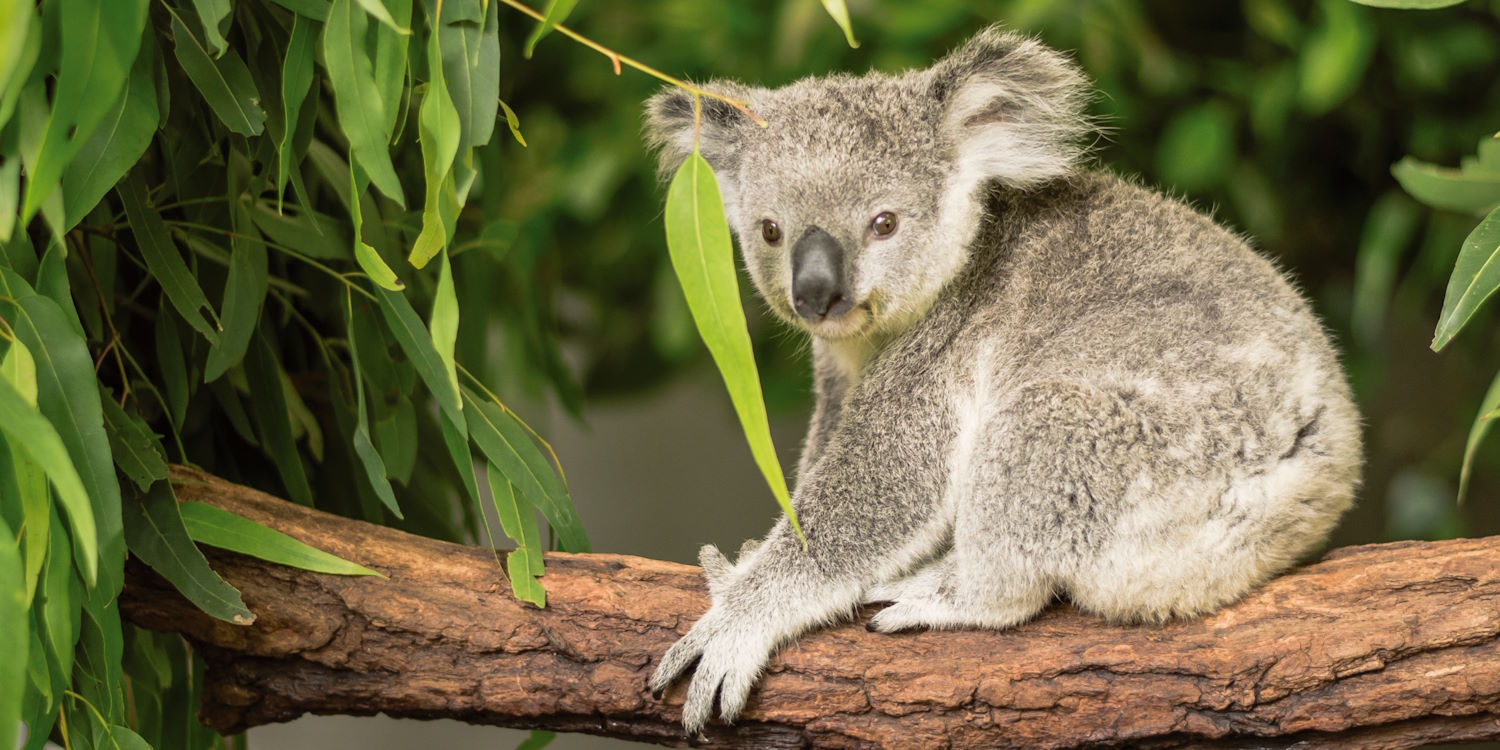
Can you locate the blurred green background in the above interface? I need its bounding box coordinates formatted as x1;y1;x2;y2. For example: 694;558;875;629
260;0;1500;746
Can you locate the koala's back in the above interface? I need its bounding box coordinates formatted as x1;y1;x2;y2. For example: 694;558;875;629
941;170;1362;620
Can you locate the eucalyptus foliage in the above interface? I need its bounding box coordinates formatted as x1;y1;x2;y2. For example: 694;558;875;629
0;0;859;745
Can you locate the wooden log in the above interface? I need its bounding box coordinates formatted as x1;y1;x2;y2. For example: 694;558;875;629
117;466;1500;749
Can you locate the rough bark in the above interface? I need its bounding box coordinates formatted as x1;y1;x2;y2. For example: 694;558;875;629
118;467;1500;749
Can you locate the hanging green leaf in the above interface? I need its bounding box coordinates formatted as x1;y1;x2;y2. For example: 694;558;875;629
277;15;318;213
1459;366;1500;502
19;0;148;224
447;0;501;153
497;99;527;148
1393;157;1500;216
1432;205;1500;350
819;0;860;48
122;482;253;625
0;271;114;588
522;0;577;58
410;19;462;269
244;332;314;506
355;0;412;34
324;0;405;205
0;376;98;586
61;35;159;231
154;308;191;431
166;6;266;136
188;0;232;57
374;287;463;427
179;502;384;577
99;387;168;493
663;151;801;543
431;249;461;411
460;387;589;552
485;466;545;605
0;512;25;750
0;342;48;604
372;0;412;139
349;161;405;290
204;202;270;381
117;172;220;344
268;0;330;19
345;289;404;517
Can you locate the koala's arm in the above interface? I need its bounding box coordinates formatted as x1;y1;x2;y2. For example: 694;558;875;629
793;344;850;487
650;365;954;733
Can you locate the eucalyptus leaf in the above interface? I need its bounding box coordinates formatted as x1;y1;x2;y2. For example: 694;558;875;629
277;15;317;213
1432;205;1500;350
118;172;220;344
819;0;860;48
1393;156;1500;216
19;0;148;224
122;482;253;625
663;152;800;542
204;202;269;381
0;271;115;589
61;37;159;231
410;22;461;269
244;332;314;506
485;466;545;604
443;0;501;153
324;0;405;205
179;502;384;576
375;287;464;427
461;387;588;553
99;387;168;493
0;512;25;750
167;6;266;136
345;289;404;518
350;161;405;290
188;0;232;57
522;0;576;58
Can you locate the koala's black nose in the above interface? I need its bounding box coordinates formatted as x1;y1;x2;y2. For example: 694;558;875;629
791;227;853;321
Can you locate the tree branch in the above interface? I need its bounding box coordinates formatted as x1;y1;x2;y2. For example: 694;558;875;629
119;467;1500;749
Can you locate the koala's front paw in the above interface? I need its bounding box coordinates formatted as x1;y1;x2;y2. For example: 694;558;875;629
649;608;775;736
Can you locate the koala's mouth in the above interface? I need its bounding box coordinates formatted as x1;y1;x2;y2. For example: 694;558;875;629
792;299;874;340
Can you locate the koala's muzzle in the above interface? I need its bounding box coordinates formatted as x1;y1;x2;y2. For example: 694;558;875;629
791;228;853;321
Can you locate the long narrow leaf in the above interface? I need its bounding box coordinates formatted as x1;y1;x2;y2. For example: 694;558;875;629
122;482;253;625
244;332;314;506
0;270;114;588
461;387;588;552
1432;205;1500;350
374;287;463;427
166;6;266;136
0;513;25;750
19;0;148;223
60;36;158;231
99;387;168;493
277;15;317;212
323;0;404;204
179;502;383;577
485;466;545;605
204;201;269;380
345;289;403;517
664;152;801;542
117;172;220;344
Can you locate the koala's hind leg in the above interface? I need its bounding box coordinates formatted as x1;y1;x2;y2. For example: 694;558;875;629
866;378;1178;634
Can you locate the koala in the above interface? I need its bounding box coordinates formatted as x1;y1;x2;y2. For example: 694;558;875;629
642;27;1362;735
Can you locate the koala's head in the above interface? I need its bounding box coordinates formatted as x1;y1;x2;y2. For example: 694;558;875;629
644;27;1093;341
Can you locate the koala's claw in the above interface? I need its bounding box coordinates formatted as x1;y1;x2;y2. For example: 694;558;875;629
650;608;772;734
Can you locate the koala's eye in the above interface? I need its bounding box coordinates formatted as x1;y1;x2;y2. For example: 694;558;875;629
871;211;898;238
761;219;783;245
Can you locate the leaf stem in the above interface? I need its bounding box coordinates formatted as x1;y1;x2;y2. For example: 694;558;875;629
493;0;767;127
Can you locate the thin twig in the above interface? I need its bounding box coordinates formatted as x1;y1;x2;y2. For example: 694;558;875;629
494;0;767;127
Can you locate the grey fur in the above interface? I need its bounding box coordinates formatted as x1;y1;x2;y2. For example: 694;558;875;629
643;27;1362;736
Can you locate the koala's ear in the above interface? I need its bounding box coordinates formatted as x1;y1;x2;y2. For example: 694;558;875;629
928;27;1093;190
643;83;757;183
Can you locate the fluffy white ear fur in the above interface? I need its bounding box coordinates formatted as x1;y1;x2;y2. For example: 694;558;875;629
642;84;757;216
933;28;1094;194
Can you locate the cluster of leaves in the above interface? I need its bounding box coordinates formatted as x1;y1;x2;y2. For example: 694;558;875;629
1365;0;1500;502
0;0;862;744
0;0;649;746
